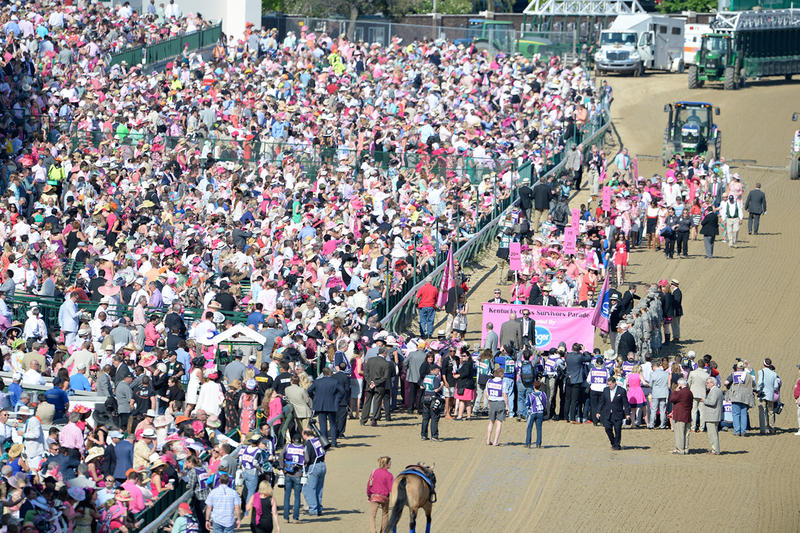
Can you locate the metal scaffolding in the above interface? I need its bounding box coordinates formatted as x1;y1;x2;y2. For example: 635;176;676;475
523;0;646;16
711;8;800;32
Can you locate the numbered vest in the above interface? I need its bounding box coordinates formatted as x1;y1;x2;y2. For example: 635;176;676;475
732;371;746;384
309;438;326;461
422;374;437;393
621;361;635;375
486;378;504;401
589;368;608;385
285;443;305;471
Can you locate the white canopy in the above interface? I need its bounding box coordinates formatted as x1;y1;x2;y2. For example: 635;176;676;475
200;323;266;346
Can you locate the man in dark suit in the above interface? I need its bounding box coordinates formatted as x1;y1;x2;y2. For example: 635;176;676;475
619;284;639;316
700;205;719;259
744;181;766;235
670;279;683;342
489;288;508;303
519;309;535;348
527;277;544;305
534;286;559;306
616;323;637;357
518;178;534;220
499;313;523;350
564;344;592;422
608;294;622;350
331;362;352;442
531;176;553;231
596;376;631;450
360;350;392;426
308;367;345;446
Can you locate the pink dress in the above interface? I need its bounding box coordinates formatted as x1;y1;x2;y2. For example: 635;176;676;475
626;373;646;405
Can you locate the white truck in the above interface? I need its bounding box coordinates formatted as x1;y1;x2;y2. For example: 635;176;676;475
683;22;711;65
594;14;685;76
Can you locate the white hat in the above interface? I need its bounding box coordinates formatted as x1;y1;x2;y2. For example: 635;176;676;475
142;428;156;438
687;350;696;359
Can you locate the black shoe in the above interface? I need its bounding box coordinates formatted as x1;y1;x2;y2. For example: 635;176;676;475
421;436;429;440
370;421;378;427
431;437;440;442
360;421;366;426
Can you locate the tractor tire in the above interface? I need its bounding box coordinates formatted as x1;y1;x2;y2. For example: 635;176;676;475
663;144;673;167
715;133;722;161
724;66;736;90
688;65;698;89
791;155;800;180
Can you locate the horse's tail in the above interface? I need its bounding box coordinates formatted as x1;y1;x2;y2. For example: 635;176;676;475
383;477;408;533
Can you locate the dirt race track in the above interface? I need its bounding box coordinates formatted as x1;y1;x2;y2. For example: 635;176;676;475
279;74;800;533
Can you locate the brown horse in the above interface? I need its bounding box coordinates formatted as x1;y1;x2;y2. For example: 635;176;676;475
383;464;437;533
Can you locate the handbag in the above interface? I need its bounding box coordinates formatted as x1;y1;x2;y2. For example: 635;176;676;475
452;314;467;332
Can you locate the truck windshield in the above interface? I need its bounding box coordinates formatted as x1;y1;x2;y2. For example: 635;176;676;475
600;32;637;45
703;36;728;53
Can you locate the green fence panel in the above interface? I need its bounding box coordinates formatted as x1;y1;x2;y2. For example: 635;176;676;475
108;23;222;68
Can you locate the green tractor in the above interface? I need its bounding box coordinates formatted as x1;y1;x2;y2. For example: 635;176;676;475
454;19;553;58
687;33;743;90
662;101;721;166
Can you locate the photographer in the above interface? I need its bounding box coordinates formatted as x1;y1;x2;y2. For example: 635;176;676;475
420;365;444;442
722;360;755;437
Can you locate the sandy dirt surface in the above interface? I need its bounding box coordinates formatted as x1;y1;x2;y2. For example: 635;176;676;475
269;73;800;533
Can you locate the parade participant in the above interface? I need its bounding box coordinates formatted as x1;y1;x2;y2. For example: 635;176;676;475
702;377;723;455
301;427;327;517
670;378;694;455
524;381;548;449
239;434;268;515
596;376;631;451
587;356;610;425
279;433;308;524
486;367;509;447
420;364;443;442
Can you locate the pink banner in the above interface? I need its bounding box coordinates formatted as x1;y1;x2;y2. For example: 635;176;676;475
481;303;595;351
563;227;576;255
571;208;580;233
509;242;521;271
602;186;611;212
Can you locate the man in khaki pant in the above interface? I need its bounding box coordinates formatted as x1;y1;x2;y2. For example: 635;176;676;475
702;378;723;454
687;363;709;432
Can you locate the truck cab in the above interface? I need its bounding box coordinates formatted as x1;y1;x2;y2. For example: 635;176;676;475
595;30;646;75
594;14;684;76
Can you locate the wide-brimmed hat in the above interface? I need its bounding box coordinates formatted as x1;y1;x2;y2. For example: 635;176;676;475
86;447;105;462
115;490;132;502
142;428;156;439
8;443;24;459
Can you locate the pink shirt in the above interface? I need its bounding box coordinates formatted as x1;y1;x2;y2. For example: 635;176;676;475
121;481;145;513
367;468;394;498
58;422;86;455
